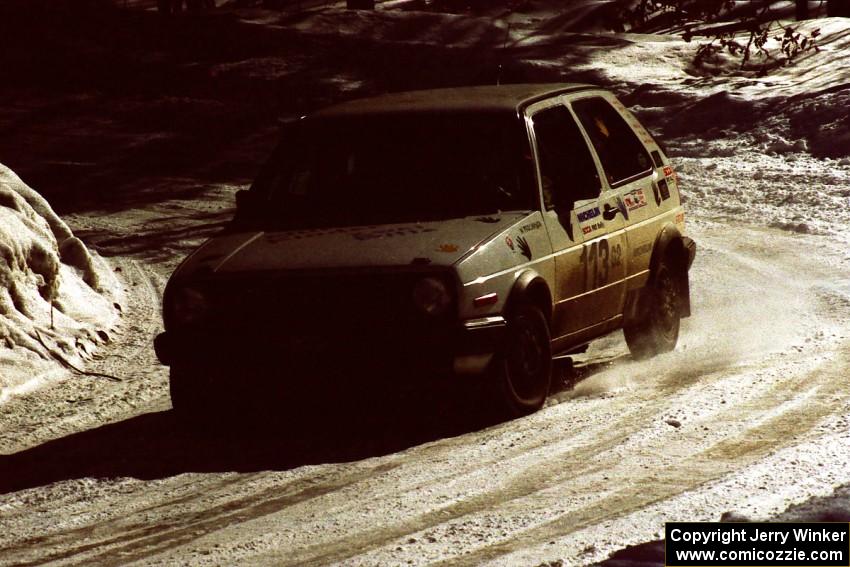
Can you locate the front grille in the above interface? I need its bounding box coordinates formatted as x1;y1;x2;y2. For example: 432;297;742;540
197;270;455;336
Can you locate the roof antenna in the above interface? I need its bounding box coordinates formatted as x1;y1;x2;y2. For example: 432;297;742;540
496;22;511;86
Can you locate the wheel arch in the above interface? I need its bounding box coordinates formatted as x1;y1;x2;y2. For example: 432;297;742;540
647;224;691;318
505;270;553;326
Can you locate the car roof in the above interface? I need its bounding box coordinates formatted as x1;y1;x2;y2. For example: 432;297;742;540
311;83;596;118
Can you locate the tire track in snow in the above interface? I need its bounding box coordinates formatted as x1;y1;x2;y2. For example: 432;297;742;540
446;346;850;566
3;226;849;567
1;464;404;567
277;343;849;567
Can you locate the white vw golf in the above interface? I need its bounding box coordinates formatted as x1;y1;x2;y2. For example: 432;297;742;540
155;84;696;420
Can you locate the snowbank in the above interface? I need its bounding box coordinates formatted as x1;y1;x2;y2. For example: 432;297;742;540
0;164;122;402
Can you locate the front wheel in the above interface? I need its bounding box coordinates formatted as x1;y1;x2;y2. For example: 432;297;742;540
491;303;552;418
169;365;238;427
169;366;207;422
624;261;682;360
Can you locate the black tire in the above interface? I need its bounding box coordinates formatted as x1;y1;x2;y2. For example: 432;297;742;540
624;260;682;360
491;303;552;418
169;366;202;421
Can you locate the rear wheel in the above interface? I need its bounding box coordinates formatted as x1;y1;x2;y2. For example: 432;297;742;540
491;303;552;418
624;260;682;360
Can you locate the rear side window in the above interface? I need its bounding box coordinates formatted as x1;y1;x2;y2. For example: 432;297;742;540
572;97;652;186
532;104;601;209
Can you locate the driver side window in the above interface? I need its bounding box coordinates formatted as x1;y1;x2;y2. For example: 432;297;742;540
532;104;601;210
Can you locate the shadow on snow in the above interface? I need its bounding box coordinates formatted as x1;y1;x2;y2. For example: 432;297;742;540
0;357;615;495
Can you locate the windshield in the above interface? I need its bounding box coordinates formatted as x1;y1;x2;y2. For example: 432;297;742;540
244;113;536;229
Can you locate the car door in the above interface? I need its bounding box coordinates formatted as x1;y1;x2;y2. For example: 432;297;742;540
527;98;626;345
570;94;659;297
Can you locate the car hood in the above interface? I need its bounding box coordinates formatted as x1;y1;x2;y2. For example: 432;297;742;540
175;214;529;278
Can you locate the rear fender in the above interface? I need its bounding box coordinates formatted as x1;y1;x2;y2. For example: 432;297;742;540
626;224;692;323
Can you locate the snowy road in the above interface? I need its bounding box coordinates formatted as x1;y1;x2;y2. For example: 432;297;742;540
1;214;848;566
2;3;850;565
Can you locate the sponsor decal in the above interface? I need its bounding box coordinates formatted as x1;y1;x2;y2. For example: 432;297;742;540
663;165;678;186
623;189;647;211
519;220;542;233
576;206;601;223
577;204;603;235
505;235;514;250
352;226;437;241
266;226;359;242
516;235;532;261
633;242;652;257
436;244;458;253
582;221;604;235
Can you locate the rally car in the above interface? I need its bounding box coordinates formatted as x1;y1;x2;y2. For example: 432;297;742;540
154;84;696;420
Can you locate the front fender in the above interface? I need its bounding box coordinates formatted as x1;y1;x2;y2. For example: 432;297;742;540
505;270;553;324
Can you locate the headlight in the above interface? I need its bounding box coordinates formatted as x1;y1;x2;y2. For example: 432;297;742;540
412;277;451;317
167;285;209;328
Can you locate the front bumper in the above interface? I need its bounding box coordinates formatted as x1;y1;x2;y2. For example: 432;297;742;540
453;316;506;374
154;315;507;377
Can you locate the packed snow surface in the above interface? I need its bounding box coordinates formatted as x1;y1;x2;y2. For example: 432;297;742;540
0;1;849;566
0;164;121;401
